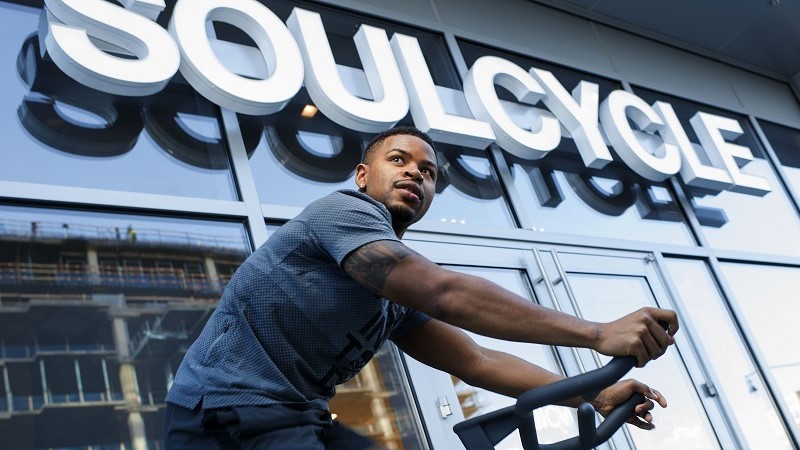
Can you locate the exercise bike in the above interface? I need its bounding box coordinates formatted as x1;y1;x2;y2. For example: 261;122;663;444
454;355;644;450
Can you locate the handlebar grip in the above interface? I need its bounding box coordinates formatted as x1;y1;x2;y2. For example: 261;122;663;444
594;392;644;442
514;356;637;418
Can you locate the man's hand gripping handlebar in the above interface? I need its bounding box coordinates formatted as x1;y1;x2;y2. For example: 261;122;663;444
453;355;646;450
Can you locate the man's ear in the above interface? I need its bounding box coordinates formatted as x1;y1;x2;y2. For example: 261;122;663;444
355;163;368;189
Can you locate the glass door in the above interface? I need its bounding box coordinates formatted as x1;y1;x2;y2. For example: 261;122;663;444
531;247;735;450
402;240;741;450
401;241;576;449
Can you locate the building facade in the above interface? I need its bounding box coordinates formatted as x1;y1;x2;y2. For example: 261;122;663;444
1;0;799;449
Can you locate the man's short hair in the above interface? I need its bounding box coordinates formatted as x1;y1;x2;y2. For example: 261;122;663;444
362;126;435;163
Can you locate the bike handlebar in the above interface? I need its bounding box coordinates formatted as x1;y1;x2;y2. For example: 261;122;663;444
453;355;641;450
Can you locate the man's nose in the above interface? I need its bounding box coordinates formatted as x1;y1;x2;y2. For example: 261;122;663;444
405;166;423;182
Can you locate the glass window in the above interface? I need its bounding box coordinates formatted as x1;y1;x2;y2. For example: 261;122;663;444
633;88;800;257
458;41;695;245
758;120;800;202
719;262;800;435
244;112;515;228
1;2;237;200
665;258;794;449
0;204;249;449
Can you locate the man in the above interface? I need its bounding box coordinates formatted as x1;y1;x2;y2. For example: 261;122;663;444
164;125;678;449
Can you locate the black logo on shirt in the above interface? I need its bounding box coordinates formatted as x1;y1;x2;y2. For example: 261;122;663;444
320;311;389;386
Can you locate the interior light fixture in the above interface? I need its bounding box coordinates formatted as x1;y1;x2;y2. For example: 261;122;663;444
300;104;318;118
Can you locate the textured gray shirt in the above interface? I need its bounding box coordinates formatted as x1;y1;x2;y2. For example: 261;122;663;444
166;190;431;411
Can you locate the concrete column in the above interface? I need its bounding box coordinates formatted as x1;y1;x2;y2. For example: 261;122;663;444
87;247;101;284
112;318;147;450
128;412;148;450
204;256;221;291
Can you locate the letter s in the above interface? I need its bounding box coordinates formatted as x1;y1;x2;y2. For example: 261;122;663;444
41;0;179;96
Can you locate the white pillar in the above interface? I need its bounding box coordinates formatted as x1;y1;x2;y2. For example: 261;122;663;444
112;317;147;450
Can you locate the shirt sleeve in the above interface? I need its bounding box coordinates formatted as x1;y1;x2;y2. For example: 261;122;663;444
389;309;432;339
306;190;400;265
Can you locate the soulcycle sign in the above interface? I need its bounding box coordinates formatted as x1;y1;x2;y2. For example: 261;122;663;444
40;0;770;195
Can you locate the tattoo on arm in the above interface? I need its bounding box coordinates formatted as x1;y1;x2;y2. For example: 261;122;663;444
343;240;414;293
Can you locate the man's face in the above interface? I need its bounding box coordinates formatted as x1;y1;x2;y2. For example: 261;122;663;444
356;134;437;232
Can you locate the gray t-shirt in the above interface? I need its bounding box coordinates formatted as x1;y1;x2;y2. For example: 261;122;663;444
166;190;431;411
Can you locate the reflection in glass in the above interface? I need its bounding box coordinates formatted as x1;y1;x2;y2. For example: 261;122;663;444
443;266;577;448
566;273;720;450
430;147;515;228
507;154;694;245
0;204;249;448
1;4;236;200
720;263;800;435
665;258;793;449
633;88;800;257
759;120;800;201
330;345;427;450
243;107;516;228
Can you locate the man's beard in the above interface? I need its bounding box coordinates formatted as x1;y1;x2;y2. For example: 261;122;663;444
387;204;417;225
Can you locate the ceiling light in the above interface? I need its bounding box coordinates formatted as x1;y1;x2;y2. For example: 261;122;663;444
300;104;318;118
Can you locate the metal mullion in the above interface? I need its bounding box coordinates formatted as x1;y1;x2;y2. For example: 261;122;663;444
526;248;584;377
532;247;587;373
549;249;606;371
407;218;712;257
0;181;248;218
443;32;468;79
219;108;269;249
712;248;800;267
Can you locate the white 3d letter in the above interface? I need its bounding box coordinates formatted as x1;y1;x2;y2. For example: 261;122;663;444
118;0;166;21
529;67;612;169
463;56;560;159
169;0;304;115
690;112;771;195
391;34;495;148
287;8;408;132
652;102;732;191
42;0;179;96
599;90;681;181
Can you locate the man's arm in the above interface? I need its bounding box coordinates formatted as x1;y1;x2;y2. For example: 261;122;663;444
393;319;667;429
342;240;678;366
393;318;566;400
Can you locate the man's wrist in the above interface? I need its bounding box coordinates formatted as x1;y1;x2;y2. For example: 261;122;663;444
581;320;602;350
